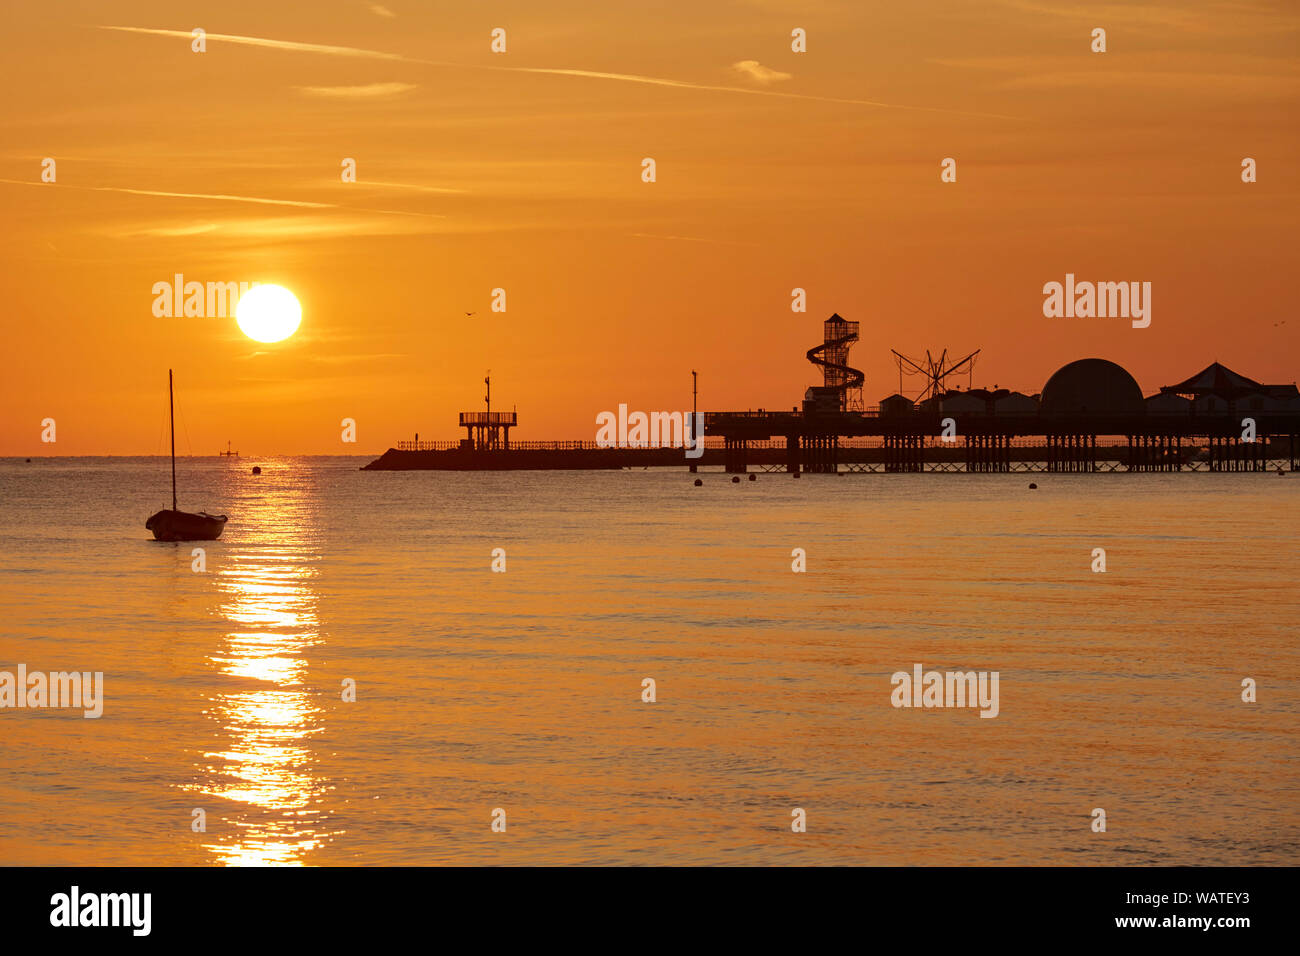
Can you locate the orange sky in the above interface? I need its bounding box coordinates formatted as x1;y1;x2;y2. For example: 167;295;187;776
2;0;1298;455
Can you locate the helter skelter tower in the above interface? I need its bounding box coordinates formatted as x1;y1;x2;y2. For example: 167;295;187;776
804;313;865;412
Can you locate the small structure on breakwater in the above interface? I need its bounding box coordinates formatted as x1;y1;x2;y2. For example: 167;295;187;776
459;374;516;450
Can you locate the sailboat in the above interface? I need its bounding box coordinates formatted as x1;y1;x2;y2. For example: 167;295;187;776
145;370;228;542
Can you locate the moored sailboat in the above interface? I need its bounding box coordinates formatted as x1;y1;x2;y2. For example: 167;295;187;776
146;370;228;541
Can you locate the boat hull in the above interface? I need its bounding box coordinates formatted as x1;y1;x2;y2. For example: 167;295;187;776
145;509;228;541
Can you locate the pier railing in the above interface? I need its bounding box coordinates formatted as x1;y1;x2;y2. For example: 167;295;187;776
396;435;1283;453
705;406;885;421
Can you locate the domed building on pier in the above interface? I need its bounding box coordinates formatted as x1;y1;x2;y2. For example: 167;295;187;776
1039;358;1144;417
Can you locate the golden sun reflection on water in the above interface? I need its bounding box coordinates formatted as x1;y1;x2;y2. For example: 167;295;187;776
197;484;338;866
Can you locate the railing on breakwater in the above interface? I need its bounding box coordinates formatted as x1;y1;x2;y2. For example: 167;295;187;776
396;439;612;452
396;440;461;451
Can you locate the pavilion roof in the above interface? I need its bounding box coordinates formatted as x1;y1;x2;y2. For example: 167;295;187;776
1161;362;1262;396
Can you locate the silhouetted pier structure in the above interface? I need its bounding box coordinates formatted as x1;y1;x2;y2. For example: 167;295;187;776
365;317;1300;473
702;412;1297;474
702;343;1300;476
696;339;1300;474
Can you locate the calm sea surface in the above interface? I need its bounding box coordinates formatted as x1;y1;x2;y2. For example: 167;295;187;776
0;457;1296;865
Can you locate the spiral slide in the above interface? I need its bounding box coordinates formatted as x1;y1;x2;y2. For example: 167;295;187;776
805;314;865;396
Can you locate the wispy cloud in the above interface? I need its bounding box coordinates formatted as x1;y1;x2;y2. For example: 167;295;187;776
113;187;334;207
0;178;333;208
97;25;1015;118
476;65;1012;117
98;25;412;61
295;81;417;98
118;222;221;237
929;52;1300;95
731;60;791;85
360;180;468;194
118;214;443;241
368;3;396;18
630;233;757;246
994;0;1300;35
0;179;447;233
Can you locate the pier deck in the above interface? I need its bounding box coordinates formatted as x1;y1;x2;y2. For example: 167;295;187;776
362;409;1300;473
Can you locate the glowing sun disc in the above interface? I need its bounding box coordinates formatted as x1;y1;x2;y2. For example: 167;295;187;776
236;284;302;343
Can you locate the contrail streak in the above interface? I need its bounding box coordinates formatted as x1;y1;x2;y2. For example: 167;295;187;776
99;26;412;61
0;178;333;207
0;178;444;216
97;25;1015;119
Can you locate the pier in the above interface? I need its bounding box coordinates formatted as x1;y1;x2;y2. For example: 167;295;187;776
363;316;1300;473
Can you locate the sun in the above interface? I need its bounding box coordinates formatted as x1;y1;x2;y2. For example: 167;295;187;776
236;284;302;343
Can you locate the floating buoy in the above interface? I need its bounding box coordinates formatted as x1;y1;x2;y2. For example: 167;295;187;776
24;458;31;463
747;474;756;481
693;478;702;486
1028;482;1037;489
731;475;741;483
792;472;800;479
252;465;262;475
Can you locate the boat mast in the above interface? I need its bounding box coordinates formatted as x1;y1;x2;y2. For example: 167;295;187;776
169;369;177;511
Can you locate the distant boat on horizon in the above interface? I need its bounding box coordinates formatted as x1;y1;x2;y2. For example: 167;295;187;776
145;370;228;542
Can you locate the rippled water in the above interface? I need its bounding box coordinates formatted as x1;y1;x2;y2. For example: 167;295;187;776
0;457;1296;865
